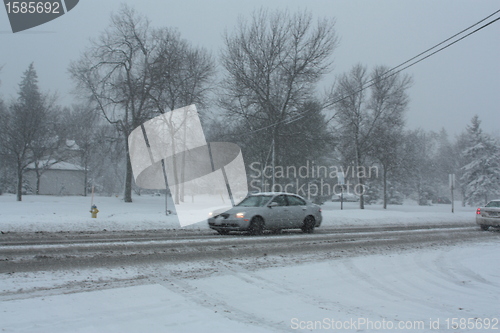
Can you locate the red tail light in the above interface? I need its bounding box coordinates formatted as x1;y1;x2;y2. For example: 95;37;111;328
476;208;481;215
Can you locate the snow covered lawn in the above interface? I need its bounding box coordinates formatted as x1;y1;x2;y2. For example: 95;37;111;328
0;193;476;232
0;241;498;332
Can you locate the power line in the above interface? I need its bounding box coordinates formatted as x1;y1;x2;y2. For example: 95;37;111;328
225;9;500;138
387;16;500;78
384;9;500;75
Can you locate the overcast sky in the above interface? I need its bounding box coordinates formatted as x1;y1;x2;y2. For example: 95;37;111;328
1;0;499;137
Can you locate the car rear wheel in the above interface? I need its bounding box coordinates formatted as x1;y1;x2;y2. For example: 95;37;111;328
301;216;315;233
480;224;490;231
249;216;265;235
217;229;230;235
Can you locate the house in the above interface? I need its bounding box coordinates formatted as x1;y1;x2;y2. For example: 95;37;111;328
25;160;85;196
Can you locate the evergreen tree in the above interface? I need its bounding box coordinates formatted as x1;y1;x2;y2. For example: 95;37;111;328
460;115;500;205
0;64;46;200
0;98;10;194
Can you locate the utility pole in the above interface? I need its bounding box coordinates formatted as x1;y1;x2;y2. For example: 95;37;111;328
338;172;345;210
271;138;275;191
449;174;455;213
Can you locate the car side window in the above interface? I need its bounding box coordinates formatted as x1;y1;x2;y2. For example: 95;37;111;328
287;195;306;206
271;195;287;206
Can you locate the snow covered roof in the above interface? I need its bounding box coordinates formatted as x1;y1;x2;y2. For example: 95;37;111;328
26;160;84;171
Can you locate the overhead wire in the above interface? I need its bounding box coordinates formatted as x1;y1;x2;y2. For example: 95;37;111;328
381;9;500;75
282;13;500;129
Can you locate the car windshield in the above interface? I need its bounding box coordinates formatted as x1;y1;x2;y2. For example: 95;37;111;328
485;201;500;208
237;195;273;207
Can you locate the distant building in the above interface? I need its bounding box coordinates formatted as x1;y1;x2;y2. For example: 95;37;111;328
25;160;85;196
24;140;85;196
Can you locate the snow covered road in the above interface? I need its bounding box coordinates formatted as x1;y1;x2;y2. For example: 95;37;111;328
0;238;498;332
1;224;494;273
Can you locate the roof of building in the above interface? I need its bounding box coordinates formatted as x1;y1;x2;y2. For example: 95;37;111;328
26;160;84;171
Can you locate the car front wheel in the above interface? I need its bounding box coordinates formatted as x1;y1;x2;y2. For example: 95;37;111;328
249;216;265;235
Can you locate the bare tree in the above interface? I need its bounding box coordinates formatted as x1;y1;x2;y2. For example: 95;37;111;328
333;64;369;208
91;123;126;196
333;64;412;209
69;4;158;202
70;5;216;205
0;71;9;194
220;8;338;188
59;104;103;196
368;66;412;208
399;130;440;205
0;96;10;195
148;28;215;204
28;100;72;195
149;28;215;111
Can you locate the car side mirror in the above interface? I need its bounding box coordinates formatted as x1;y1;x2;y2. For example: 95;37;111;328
268;202;278;208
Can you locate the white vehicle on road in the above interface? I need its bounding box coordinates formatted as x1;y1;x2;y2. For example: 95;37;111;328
476;199;500;230
208;192;322;235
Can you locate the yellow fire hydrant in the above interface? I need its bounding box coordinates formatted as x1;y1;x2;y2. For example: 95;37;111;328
90;205;99;218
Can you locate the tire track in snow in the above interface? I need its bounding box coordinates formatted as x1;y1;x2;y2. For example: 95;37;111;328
434;250;497;287
339;257;457;313
212;261;383;319
149;268;291;333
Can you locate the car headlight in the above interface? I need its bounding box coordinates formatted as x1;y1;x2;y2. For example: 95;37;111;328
208;212;213;217
235;212;245;218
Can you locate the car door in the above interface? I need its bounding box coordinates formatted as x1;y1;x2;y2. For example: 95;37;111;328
265;195;288;229
283;195;308;228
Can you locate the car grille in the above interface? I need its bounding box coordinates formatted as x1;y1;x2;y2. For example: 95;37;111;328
209;222;239;227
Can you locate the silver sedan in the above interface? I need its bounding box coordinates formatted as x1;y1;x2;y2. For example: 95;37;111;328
476;199;500;230
208;192;322;235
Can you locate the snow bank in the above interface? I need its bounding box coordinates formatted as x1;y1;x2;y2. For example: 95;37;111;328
0;194;476;233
